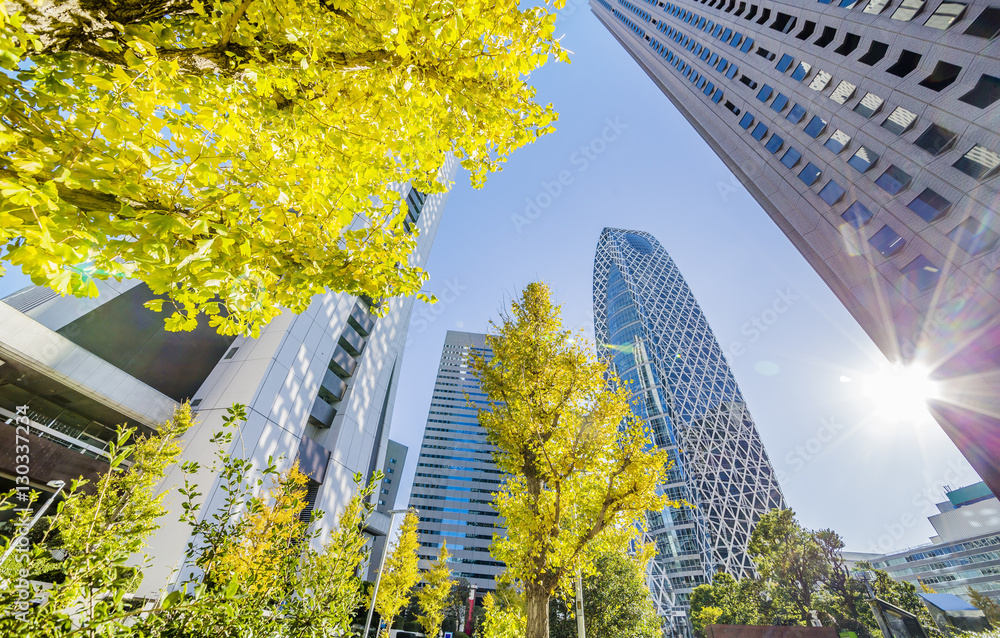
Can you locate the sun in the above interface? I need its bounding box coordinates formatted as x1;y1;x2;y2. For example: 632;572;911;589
859;363;940;423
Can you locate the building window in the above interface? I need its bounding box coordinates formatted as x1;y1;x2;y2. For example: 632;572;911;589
786;103;807;124
864;0;892;15
730;33;744;48
756;46;776;61
381;488;390;494
875;165;913;195
770;93;789;112
740;37;754;52
726;65;739;79
913;124;958;156
809;70;833;91
854;92;884;118
725;101;741;116
886;50;922;77
740;75;758;89
771;12;797;33
882;107;918;135
796;20;817;39
835;33;861;56
858;40;890;65
925;2;966;28
815;26;838;47
704;81;715;96
757;84;774;102
716;56;729;72
751;122;769;140
919;61;962;92
958;75;1000;109
739;112;755;129
791;62;812;82
842;201;875;228
869;225;906;256
765;134;784;154
776;53;795;72
891;0;926;21
756;7;771;23
949;218;1000;255
907;188;952;222
819;180;847;205
804;115;828;138
830;81;857;104
953;145;1000;180
712;88;724;103
799;162;822;186
901;255;942;291
825;130;852;154
781;147;802;169
964;7;1000;38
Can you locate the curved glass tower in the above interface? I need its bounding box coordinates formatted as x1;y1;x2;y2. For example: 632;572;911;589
593;228;785;629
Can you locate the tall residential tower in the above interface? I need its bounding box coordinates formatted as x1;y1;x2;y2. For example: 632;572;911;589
594;228;786;629
591;0;1000;495
408;331;506;593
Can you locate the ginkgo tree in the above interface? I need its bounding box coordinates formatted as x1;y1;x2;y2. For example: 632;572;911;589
0;0;568;336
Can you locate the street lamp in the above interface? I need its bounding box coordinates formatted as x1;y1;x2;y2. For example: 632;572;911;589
363;507;419;638
0;480;67;569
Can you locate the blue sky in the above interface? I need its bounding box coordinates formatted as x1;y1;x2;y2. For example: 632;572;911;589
386;3;979;554
0;2;979;555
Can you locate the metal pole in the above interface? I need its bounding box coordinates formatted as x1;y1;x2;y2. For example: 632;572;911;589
0;480;65;569
364;508;416;638
575;569;586;638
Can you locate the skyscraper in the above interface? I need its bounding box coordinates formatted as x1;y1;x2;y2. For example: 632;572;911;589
367;439;409;581
591;0;1000;496
593;228;785;627
0;160;456;597
408;331;506;593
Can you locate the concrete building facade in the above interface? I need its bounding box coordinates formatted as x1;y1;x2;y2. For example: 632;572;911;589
407;331;506;593
593;228;786;631
367;439;409;581
591;0;1000;496
0;160;456;597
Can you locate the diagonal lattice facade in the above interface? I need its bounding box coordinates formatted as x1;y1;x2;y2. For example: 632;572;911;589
593;228;786;633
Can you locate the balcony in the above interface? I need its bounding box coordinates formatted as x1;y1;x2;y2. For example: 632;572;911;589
320;369;347;402
348;303;375;336
327;345;357;379
307;396;336;429
338;325;366;357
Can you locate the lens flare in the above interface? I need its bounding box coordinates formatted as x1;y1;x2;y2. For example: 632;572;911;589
862;363;939;423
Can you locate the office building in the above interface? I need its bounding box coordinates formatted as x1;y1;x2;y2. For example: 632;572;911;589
593;228;786;630
873;481;1000;603
0;160;456;596
591;0;1000;497
367;439;409;581
407;331;506;592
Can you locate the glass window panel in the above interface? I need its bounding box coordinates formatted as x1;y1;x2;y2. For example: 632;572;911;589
776;53;795;72
722;27;733;41
858;41;889;65
726;65;739;79
799;162;822;186
953;145;1000;180
804;115;828;138
717;57;729;71
913;124;957;157
751;122;769;141
925;2;966;29
907;188;952;222
887;50;922;77
791;62;812;82
765;134;784;154
710;53;720;66
825;130;852;154
730;33;744;47
819;180;847;205
864;0;892;14
769;93;789;113
740;37;754;52
875;164;913;195
809;70;833;91
891;0;925;21
854;93;884;118
848;146;879;173
842;201;875;228
919;61;962;92
881;107;918;135
949;218;1000;255
815;26;838;47
757;84;774;102
964;7;1000;38
781;147;802;168
712;89;724;103
959;75;1000;109
786;103;807;124
830;81;857;104
739;112;755;129
869;225;906;256
901;255;942;291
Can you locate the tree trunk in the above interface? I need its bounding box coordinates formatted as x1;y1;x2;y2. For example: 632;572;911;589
526;582;550;638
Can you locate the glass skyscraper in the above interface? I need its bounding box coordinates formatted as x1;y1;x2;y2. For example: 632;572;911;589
408;331;506;592
593;228;785;629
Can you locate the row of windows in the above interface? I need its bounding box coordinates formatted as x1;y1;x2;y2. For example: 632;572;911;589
415;472;501;485
873;534;1000;566
410;493;493;504
883;549;1000;577
419;516;497;528
412;482;495;494
425;425;487;437
415;505;499;517
416;528;494;541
